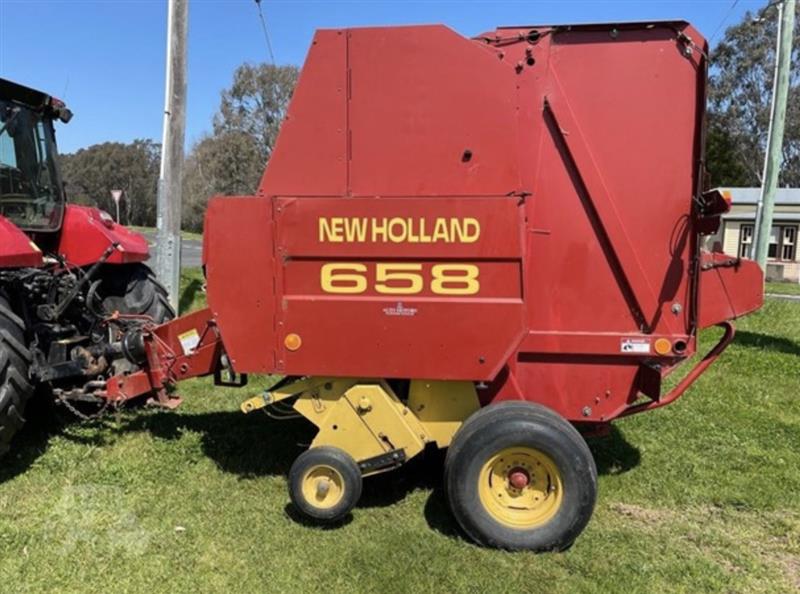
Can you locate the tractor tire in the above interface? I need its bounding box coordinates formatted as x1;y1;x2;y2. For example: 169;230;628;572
289;446;363;523
95;263;175;323
0;294;33;457
444;401;597;552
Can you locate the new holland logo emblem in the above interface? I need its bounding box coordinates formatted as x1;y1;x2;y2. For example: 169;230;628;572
382;302;418;317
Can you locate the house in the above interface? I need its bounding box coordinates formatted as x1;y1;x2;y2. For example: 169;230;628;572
705;187;800;282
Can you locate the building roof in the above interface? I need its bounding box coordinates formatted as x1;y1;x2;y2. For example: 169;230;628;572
721;187;800;205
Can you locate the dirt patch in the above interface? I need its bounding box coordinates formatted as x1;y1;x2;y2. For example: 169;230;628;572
609;503;676;524
778;554;800;590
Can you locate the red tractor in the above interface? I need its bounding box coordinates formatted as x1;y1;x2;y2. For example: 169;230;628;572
0;78;172;454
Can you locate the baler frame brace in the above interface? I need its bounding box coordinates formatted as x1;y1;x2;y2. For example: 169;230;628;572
618;321;735;418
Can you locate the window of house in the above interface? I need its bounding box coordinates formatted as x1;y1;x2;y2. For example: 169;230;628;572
783;226;796;261
740;224;798;261
739;224;753;258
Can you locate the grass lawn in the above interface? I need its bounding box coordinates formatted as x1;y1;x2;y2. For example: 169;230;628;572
0;275;798;593
767;281;800;296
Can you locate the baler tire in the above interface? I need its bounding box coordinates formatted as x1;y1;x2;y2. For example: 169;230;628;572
288;446;362;524
0;294;33;458
444;401;597;552
96;263;175;323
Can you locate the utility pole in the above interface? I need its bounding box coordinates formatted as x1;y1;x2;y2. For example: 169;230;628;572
754;0;796;272
155;0;188;312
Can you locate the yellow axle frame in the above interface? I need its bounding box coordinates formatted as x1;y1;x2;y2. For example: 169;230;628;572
241;378;480;475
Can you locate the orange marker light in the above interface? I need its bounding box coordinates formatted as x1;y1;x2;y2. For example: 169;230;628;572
654;338;672;355
284;333;302;351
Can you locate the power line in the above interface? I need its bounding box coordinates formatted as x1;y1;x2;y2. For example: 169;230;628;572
254;0;276;65
709;0;741;45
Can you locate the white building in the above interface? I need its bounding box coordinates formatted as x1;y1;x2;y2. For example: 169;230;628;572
706;187;800;282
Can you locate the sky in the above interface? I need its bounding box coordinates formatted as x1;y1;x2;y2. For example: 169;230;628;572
0;0;765;154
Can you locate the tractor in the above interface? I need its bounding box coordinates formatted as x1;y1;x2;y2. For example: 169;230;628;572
0;78;173;454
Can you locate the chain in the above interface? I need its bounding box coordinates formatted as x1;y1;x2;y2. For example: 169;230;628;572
55;391;111;421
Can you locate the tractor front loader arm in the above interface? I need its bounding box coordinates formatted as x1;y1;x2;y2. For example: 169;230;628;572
101;308;227;408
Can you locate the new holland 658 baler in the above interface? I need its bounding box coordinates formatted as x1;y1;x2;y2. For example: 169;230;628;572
75;22;764;550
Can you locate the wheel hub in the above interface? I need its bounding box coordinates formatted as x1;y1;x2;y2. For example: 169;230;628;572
301;465;345;509
478;447;564;529
508;467;530;489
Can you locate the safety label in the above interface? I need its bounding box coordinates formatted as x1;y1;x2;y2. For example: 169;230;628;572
620;338;650;354
178;329;201;355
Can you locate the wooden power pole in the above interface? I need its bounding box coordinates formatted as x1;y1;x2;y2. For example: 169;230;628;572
155;0;188;312
754;0;796;272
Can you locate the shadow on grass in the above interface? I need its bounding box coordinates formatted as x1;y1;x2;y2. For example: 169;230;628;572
118;409;315;478
2;399;641;544
586;425;641;476
283;503;354;529
179;277;203;315
733;330;800;356
0;400;313;485
0;392;65;483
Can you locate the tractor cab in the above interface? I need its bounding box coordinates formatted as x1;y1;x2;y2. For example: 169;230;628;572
0;78;71;233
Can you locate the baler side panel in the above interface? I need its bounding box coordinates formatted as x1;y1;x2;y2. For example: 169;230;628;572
492;24;710;421
526;26;703;337
258;29;348;197
347;25;523;197
274;196;526;380
204;197;276;373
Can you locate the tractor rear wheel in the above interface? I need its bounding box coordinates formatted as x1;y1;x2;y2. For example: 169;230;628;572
0;294;33;457
288;446;363;523
94;263;175;322
444;401;597;551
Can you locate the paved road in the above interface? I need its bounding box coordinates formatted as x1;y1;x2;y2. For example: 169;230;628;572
766;293;800;301
141;231;203;269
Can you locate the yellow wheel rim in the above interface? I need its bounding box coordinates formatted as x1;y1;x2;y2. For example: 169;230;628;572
301;465;345;510
478;446;564;529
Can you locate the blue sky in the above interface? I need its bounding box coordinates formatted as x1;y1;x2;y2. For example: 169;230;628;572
0;0;763;154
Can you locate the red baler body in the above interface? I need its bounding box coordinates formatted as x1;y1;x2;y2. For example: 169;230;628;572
116;22;764;424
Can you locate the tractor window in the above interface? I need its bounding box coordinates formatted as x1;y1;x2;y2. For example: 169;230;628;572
0;100;64;231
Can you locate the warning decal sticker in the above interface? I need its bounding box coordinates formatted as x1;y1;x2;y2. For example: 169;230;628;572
178;329;201;355
620;338;651;354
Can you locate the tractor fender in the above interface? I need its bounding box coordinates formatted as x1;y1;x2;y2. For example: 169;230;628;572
0;216;43;268
56;205;150;267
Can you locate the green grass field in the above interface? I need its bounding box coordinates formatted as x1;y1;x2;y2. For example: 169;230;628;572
0;276;798;593
767;281;800;296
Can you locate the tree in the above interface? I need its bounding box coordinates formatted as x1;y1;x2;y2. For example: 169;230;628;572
182;63;298;231
59;140;160;226
705;113;753;187
214;63;299;162
182;131;263;232
707;2;800;187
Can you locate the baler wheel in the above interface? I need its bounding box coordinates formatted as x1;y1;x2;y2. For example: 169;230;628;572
289;446;362;523
444;401;597;551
